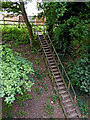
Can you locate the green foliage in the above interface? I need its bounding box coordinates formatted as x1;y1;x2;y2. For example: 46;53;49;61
35;57;41;64
2;2;21;15
68;55;89;93
77;96;88;118
1;26;29;44
17;110;27;117
44;103;54;115
34;68;43;81
34;87;43;95
16;93;32;106
2;103;13;114
42;84;48;91
51;94;58;103
38;2;89;57
34;97;38;101
0;44;34;104
37;87;43;95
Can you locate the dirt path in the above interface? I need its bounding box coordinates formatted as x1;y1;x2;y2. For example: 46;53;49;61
2;43;65;118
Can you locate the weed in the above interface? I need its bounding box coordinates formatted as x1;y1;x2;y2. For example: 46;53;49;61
34;97;38;101
42;73;47;77
38;82;42;86
59;105;62;109
2;103;13;114
51;94;58;103
29;56;33;60
17;110;27;117
7;113;13;119
34;88;38;92
50;117;54;120
16;93;32;106
35;58;41;64
46;99;50;103
37;87;43;95
43;84;48;91
44;103;54;115
34;69;42;81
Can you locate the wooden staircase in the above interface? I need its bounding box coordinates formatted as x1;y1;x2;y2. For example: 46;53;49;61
34;29;80;119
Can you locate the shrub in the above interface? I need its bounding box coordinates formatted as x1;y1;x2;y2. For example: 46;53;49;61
68;55;89;93
1;26;29;44
0;44;34;104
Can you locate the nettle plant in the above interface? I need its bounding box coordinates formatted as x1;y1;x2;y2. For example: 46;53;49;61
0;44;34;104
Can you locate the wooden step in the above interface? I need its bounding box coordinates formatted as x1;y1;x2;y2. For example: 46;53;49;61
59;90;67;94
55;75;61;79
63;94;69;98
49;60;55;63
49;62;56;66
64;104;73;108
59;86;66;90
69;112;78;118
48;57;53;60
43;46;49;49
42;40;47;42
45;51;51;54
54;71;60;75
56;78;62;82
68;109;76;113
50;65;57;69
64;99;71;103
47;54;52;57
57;82;64;86
42;44;48;47
45;49;50;52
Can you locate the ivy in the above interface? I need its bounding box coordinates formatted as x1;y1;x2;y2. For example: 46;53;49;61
0;44;34;104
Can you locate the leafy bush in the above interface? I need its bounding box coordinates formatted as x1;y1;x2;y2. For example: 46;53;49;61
1;26;29;44
0;44;34;104
68;55;89;93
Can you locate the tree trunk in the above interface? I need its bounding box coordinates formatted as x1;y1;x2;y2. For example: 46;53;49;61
19;1;33;46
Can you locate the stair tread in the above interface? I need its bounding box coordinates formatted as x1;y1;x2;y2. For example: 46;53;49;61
47;54;52;57
49;62;55;64
59;90;67;94
69;112;78;118
56;78;62;81
68;109;76;113
57;82;64;86
55;74;60;77
63;94;69;98
43;46;49;49
51;65;57;68
46;52;51;54
60;86;66;89
64;104;73;108
64;99;71;103
45;49;50;51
